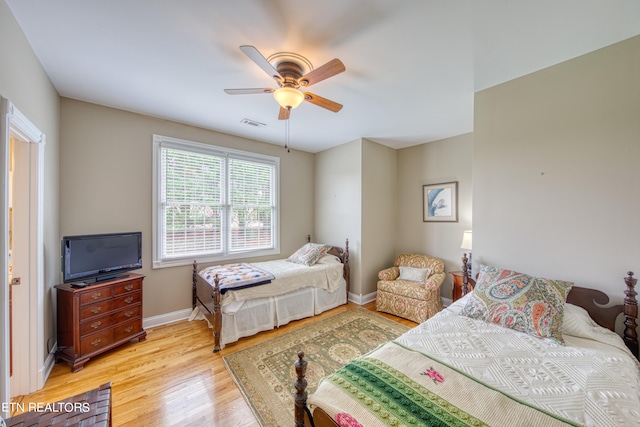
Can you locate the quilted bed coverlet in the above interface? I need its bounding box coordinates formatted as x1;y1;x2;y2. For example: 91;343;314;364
310;301;640;427
199;263;275;294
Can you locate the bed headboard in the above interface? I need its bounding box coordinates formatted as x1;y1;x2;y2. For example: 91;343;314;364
566;271;638;359
461;260;638;358
306;235;350;297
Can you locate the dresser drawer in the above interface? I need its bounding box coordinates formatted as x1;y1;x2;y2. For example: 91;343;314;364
113;291;141;310
79;299;114;321
114;279;142;296
80;329;114;355
114;319;142;341
80;288;113;305
80;315;116;337
79;304;142;337
114;305;141;324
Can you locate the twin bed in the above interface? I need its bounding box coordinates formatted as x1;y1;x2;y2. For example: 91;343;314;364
192;238;350;352
294;269;640;427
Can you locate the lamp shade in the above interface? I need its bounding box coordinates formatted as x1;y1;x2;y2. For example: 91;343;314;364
460;230;472;250
273;87;304;110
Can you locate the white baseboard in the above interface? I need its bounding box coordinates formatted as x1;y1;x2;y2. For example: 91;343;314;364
38;343;57;389
348;291;377;305
143;308;192;329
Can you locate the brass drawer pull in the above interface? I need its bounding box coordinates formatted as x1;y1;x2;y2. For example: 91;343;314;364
124;311;133;318
124;297;134;304
91;338;102;347
91;306;102;314
124;284;134;291
91;292;102;300
90;321;102;329
124;326;134;333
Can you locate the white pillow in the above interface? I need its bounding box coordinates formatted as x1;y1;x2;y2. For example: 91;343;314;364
398;266;431;283
562;303;598;337
562;303;628;350
316;254;341;265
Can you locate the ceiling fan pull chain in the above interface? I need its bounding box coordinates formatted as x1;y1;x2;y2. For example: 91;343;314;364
285;113;290;153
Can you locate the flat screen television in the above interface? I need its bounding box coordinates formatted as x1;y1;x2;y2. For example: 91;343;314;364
61;232;142;284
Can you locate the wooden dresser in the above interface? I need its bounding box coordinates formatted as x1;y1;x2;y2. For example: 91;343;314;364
55;274;146;372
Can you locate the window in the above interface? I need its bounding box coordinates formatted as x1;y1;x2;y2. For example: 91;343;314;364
152;135;279;268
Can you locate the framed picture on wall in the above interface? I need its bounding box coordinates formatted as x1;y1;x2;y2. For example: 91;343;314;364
423;181;458;222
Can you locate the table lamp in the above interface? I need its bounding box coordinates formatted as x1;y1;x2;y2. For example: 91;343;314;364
460;230;472;272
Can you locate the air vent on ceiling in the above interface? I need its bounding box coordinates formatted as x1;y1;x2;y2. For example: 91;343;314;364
240;118;266;128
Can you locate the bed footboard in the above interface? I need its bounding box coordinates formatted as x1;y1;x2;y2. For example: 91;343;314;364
193;261;222;352
295;352;339;427
294;351;307;427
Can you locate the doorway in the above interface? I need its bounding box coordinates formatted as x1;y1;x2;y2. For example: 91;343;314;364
0;98;45;410
9;134;31;397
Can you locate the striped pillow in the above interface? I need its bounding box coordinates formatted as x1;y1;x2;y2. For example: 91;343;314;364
287;243;332;266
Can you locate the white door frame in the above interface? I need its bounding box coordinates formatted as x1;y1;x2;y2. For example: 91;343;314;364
0;98;45;411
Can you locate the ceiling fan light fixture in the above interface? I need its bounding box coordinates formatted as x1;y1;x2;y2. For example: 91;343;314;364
274;87;304;110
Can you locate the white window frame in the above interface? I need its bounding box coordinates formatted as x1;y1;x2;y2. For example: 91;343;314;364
152;135;280;268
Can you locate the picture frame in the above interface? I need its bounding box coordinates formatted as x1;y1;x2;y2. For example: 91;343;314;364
423;181;458;222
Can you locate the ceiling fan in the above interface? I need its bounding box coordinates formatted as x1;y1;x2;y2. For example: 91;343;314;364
224;45;346;120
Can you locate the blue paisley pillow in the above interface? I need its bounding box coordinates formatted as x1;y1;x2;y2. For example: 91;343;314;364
461;264;573;344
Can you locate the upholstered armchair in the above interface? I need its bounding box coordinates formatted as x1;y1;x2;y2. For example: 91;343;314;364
376;254;445;323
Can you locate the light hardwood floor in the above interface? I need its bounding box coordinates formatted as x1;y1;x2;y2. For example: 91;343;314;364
11;302;416;426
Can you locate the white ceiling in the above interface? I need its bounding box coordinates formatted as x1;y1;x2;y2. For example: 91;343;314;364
6;1;640;153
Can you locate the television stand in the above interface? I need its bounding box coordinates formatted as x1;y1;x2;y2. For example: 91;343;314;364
55;273;146;372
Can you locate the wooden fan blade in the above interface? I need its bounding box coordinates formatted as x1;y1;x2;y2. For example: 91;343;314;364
298;59;345;87
239;45;282;82
303;92;343;112
224;88;274;95
278;107;290;120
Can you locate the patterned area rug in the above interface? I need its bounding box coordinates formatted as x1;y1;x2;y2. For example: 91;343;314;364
223;307;410;427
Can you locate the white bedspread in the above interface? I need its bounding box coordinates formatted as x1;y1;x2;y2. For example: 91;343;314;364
394;297;640;426
213;258;345;309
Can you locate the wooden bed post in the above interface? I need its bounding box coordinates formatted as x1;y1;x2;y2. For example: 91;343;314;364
294;351;308;427
623;271;638;358
461;253;469;297
344;239;350;299
212;274;222;353
192;262;223;353
192;260;197;308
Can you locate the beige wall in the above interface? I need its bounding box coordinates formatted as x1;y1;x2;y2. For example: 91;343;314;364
315;139;362;294
361;139;397;296
395;133;474;299
315;138;398;299
1;0;60;368
474;35;640;299
59;99;315;317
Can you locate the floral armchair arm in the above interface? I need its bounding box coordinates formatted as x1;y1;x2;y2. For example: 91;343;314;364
378;266;400;281
424;271;446;291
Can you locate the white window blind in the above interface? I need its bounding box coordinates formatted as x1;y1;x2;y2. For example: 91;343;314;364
228;157;275;251
153;135;279;268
